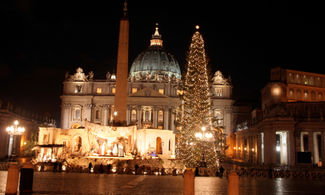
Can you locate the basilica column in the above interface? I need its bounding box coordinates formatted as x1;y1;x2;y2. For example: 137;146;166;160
153;106;158;128
61;103;71;129
164;106;169;130
126;105;131;125
103;105;109;126
83;104;92;124
170;107;175;131
137;106;142;129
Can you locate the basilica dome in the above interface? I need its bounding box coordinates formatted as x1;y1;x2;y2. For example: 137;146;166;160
129;24;181;80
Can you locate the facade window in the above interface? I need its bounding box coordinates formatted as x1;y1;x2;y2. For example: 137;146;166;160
159;89;164;95
132;88;137;94
112;87;116;94
158;110;164;123
95;110;100;120
74;108;81;120
215;88;222;96
177;90;183;95
74;85;82;93
131;110;137;121
96;88;102;94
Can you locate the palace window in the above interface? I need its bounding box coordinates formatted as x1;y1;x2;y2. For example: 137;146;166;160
319;93;323;101
177;90;183;95
112;87;116;94
304;91;308;100
96;88;102;94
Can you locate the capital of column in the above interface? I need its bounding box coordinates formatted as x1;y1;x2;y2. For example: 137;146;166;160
85;104;93;109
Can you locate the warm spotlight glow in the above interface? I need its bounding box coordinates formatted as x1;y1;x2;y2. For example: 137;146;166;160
14;120;19;125
201;126;206;131
195;25;200;30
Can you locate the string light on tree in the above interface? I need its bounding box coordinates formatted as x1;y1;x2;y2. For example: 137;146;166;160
176;25;225;168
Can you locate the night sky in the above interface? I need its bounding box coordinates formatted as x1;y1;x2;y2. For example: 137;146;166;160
0;0;324;124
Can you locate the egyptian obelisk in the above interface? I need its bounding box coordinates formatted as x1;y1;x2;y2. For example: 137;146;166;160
114;1;129;124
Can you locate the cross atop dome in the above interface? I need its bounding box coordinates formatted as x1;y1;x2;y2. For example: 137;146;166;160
150;23;163;47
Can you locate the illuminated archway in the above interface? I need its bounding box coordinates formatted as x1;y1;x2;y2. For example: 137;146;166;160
156;137;162;154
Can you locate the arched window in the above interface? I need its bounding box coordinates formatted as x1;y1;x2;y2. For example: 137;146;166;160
158;110;164;123
304;91;308;100
95;110;100;120
131;110;137;121
74;107;81;120
156;137;162;154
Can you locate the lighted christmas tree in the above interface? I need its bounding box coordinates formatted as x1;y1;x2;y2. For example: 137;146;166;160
176;26;225;168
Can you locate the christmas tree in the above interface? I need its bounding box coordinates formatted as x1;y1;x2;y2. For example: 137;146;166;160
176;26;225;168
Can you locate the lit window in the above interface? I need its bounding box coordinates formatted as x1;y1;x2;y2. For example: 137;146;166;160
304;91;308;100
159;89;164;95
112;88;116;94
96;88;102;94
131;110;137;121
177;90;183;95
74;108;81;120
289;89;294;97
158;110;164;123
75;85;82;93
215;88;222;96
132;88;137;94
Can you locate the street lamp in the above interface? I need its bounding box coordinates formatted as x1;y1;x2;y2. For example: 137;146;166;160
195;126;213;167
6;120;25;161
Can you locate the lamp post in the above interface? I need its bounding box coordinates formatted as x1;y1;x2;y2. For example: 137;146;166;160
195;126;213;168
6;120;25;161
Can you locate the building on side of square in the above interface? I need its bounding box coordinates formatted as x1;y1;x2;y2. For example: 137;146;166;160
0;99;55;159
234;67;325;166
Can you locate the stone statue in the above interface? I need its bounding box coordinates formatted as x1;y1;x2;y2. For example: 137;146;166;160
88;71;94;80
106;72;111;81
73;67;88;81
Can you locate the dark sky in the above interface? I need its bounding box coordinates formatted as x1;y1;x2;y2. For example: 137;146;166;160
0;0;324;123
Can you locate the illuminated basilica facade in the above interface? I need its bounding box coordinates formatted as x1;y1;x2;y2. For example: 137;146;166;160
37;19;234;162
